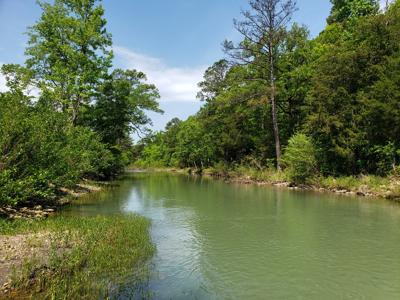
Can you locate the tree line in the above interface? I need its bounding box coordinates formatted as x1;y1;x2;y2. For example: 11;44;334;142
0;0;161;206
136;0;400;182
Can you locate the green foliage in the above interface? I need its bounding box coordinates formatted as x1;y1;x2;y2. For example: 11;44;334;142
0;0;161;206
90;69;161;145
306;2;400;175
135;5;400;179
327;0;379;24
371;142;398;175
0;92;114;205
282;134;317;183
0;170;55;206
135;23;316;170
136;141;167;168
135;117;216;169
197;59;229;102
174;117;216;168
25;0;113;124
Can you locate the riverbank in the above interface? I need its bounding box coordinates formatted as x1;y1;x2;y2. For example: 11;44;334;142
137;167;400;202
0;178;155;298
0;215;154;298
0;181;104;219
204;166;400;201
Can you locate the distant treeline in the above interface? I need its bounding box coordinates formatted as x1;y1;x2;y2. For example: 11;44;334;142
135;0;400;182
0;0;161;206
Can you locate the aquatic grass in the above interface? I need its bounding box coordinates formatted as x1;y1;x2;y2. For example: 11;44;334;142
1;215;155;299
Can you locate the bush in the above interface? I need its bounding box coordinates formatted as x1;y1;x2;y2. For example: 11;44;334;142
282;133;317;184
0;92;115;206
371;142;398;176
0;170;55;206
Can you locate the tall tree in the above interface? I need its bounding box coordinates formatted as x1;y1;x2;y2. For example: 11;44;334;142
25;0;113;124
327;0;379;24
197;59;230;102
91;69;161;146
224;0;297;170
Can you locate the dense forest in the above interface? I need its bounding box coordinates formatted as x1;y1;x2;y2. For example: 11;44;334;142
1;0;400;207
136;0;400;183
0;0;161;206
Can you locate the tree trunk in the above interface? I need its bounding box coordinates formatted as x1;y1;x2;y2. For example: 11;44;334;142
71;103;78;125
71;95;81;126
269;43;282;170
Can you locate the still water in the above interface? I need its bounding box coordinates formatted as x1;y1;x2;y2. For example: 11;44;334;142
65;172;400;299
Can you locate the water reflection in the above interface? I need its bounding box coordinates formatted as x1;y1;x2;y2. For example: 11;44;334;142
64;173;400;299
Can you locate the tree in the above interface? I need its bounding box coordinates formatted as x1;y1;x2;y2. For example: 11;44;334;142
224;0;297;170
88;69;161;175
175;117;216;169
25;0;113;124
91;69;161;145
0;90;114;205
327;0;379;24
275;24;312;142
305;1;400;175
197;59;230;102
282;133;317;183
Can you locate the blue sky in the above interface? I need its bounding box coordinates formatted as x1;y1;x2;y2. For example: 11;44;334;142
0;0;336;131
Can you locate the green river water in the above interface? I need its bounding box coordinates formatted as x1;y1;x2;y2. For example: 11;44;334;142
64;172;400;299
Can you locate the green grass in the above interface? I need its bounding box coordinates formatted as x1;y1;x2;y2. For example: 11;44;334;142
313;175;400;199
204;165;288;183
0;214;155;299
202;164;400;200
232;166;288;182
315;175;391;192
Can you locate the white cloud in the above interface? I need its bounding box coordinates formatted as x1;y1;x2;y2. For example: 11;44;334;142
0;63;8;93
113;46;206;102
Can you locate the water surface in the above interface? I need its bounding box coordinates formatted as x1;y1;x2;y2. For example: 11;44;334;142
65;173;400;299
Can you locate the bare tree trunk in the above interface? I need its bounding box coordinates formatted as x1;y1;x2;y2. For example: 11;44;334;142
71;102;78;125
224;0;295;170
269;42;282;170
71;95;81;125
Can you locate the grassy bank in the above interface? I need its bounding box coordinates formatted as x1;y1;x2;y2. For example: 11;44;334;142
0;214;155;299
134;165;400;201
202;165;400;201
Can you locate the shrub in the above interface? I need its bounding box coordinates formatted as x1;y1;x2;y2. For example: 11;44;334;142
0;92;115;206
372;142;398;175
282;133;318;184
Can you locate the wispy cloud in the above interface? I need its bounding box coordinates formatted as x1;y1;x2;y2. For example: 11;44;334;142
113;46;206;102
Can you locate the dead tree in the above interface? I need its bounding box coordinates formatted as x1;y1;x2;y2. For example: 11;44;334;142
224;0;297;170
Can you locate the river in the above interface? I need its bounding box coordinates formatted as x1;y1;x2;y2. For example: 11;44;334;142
64;172;400;299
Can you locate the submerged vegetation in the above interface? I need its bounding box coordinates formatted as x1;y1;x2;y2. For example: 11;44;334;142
135;0;400;194
0;215;154;299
